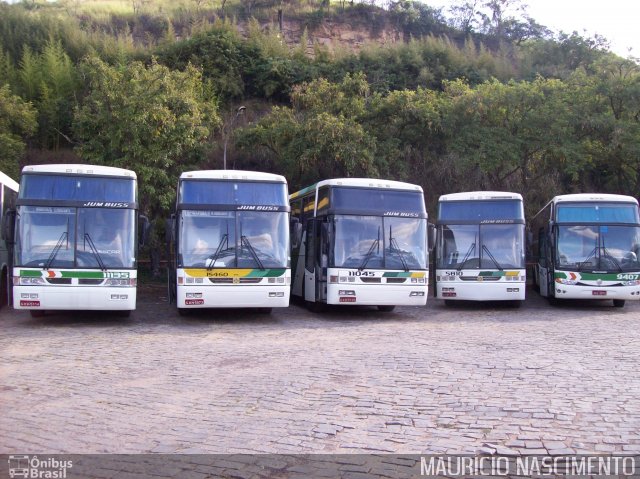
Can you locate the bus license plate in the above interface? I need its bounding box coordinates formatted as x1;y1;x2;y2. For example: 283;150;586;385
592;290;606;296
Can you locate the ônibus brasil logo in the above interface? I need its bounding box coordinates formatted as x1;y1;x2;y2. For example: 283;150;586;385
8;456;72;479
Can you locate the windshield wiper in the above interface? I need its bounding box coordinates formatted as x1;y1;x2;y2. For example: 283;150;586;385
577;237;598;271
84;233;107;271
457;234;477;271
43;231;68;270
207;233;229;270
241;235;265;270
481;244;503;271
359;227;380;271
389;225;409;272
601;237;622;272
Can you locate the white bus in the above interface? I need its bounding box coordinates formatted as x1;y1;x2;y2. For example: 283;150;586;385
0;171;19;308
530;193;640;308
290;178;433;312
435;191;526;306
8;164;145;317
168;170;290;314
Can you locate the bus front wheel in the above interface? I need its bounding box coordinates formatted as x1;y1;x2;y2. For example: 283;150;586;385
613;299;626;308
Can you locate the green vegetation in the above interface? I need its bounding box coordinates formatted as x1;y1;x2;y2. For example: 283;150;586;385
0;0;639;220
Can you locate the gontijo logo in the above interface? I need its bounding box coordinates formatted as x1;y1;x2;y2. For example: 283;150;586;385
8;456;73;478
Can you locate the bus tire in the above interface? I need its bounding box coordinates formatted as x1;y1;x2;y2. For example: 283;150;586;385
613;299;625;308
377;305;395;312
29;310;45;318
0;267;7;309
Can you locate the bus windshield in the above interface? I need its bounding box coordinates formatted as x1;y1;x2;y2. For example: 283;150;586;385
332;215;427;270
556;203;639;223
179;210;288;269
438;199;523;222
179;180;287;206
20;174;135;202
14;206;136;268
556;225;640;271
437;224;525;269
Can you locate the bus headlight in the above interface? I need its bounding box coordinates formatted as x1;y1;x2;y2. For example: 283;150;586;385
556;278;577;285
623;280;640;286
16;277;45;286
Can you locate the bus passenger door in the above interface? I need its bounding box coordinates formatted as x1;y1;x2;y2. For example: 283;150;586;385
538;227;549;297
304;220;316;302
315;221;329;303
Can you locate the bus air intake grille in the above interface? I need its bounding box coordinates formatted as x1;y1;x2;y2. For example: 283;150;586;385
460;276;500;281
385;278;406;284
208;278;263;284
361;277;382;283
45;278;72;285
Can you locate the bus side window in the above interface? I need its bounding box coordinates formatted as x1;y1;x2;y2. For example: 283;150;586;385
302;196;314;224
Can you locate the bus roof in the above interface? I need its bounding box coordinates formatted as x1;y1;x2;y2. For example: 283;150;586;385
180;170;286;183
438;191;522;202
551;193;638;205
22;164;136;179
290;178;422;200
0;170;19;192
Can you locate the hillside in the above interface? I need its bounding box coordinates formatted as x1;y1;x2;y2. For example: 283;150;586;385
0;0;639;220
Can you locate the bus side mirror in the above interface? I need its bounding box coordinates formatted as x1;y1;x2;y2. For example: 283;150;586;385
139;215;150;247
290;217;302;249
1;209;16;244
428;222;436;252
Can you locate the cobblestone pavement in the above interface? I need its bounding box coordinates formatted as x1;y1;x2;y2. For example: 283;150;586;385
1;285;639;456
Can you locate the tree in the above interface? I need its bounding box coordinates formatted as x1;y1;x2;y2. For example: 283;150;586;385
0;84;37;179
237;74;379;189
441;77;581;213
73;56;220;217
567;58;640;195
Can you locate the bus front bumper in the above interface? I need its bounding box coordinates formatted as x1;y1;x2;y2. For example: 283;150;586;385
13;286;136;311
177;285;290;308
326;285;428;306
553;284;640;300
437;281;526;301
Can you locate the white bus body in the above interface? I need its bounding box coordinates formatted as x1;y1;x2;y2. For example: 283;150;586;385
435;191;526;304
170;170;291;312
0;171;19;308
11;165;140;316
290;178;432;311
531;193;640;308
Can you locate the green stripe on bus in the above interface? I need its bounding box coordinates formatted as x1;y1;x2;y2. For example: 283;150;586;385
19;270;42;278
554;271;637;281
61;271;107;279
246;269;287;278
19;270;124;279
